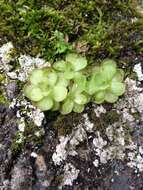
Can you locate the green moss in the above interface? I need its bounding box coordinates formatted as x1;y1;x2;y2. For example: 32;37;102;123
0;81;9;104
11;121;44;154
0;93;7;104
11;131;24;153
0;0;143;65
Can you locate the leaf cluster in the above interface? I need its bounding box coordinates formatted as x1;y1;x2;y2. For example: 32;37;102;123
24;54;125;114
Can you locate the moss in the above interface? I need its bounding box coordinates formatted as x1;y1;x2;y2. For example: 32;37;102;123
101;110;121;125
53;112;83;136
0;74;4;82
11;121;44;154
0;92;7;104
0;0;143;66
23;121;44;146
11;131;24;154
0;74;9;104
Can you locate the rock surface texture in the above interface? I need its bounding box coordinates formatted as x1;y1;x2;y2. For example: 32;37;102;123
0;77;143;190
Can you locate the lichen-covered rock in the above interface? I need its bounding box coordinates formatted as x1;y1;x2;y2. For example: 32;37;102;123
0;104;18;189
10;155;32;190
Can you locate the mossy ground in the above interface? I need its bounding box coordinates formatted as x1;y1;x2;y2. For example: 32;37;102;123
0;0;143;66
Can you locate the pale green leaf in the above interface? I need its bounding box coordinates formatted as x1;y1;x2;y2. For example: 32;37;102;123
61;99;74;114
105;92;118;103
110;81;126;96
38;83;52;97
36;97;53;111
53;85;67;102
29;69;45;85
74;73;87;92
73;103;84;113
94;91;105;104
64;71;75;79
101;59;117;81
66;53;87;71
52;102;60;111
86;73;109;95
56;73;69;87
53;60;66;71
112;69;124;82
74;94;87;105
24;85;43;102
47;72;57;86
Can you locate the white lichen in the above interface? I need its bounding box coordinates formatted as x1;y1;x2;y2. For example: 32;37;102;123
18;118;25;132
52;127;87;165
10;96;45;128
127;146;143;172
52;136;69;165
83;113;94;132
70;127;87;147
31;152;38;158
133;63;143;81
93;132;107;149
0;42;14;71
18;54;50;81
93;159;99;167
93;105;106;117
27;108;44;127
61;163;80;187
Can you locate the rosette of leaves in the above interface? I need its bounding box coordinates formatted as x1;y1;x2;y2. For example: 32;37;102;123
24;53;88;113
86;59;126;104
24;68;68;111
53;53;89;114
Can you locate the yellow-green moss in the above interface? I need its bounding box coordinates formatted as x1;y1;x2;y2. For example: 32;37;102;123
0;74;9;104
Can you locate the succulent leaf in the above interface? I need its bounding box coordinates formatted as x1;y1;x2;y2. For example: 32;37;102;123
101;59;117;81
86;73;109;95
61;99;74;114
66;53;87;71
36;97;53;111
57;73;69;87
73;103;84;113
105;92;118;103
53;85;67;102
53;60;67;71
24;85;43;102
47;72;58;86
74;73;87;92
112;69;124;82
29;69;45;85
94;91;105;104
110;81;125;96
74;93;87;105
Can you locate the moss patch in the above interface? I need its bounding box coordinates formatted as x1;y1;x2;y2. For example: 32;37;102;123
53;112;83;136
0;0;143;66
11;121;44;154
